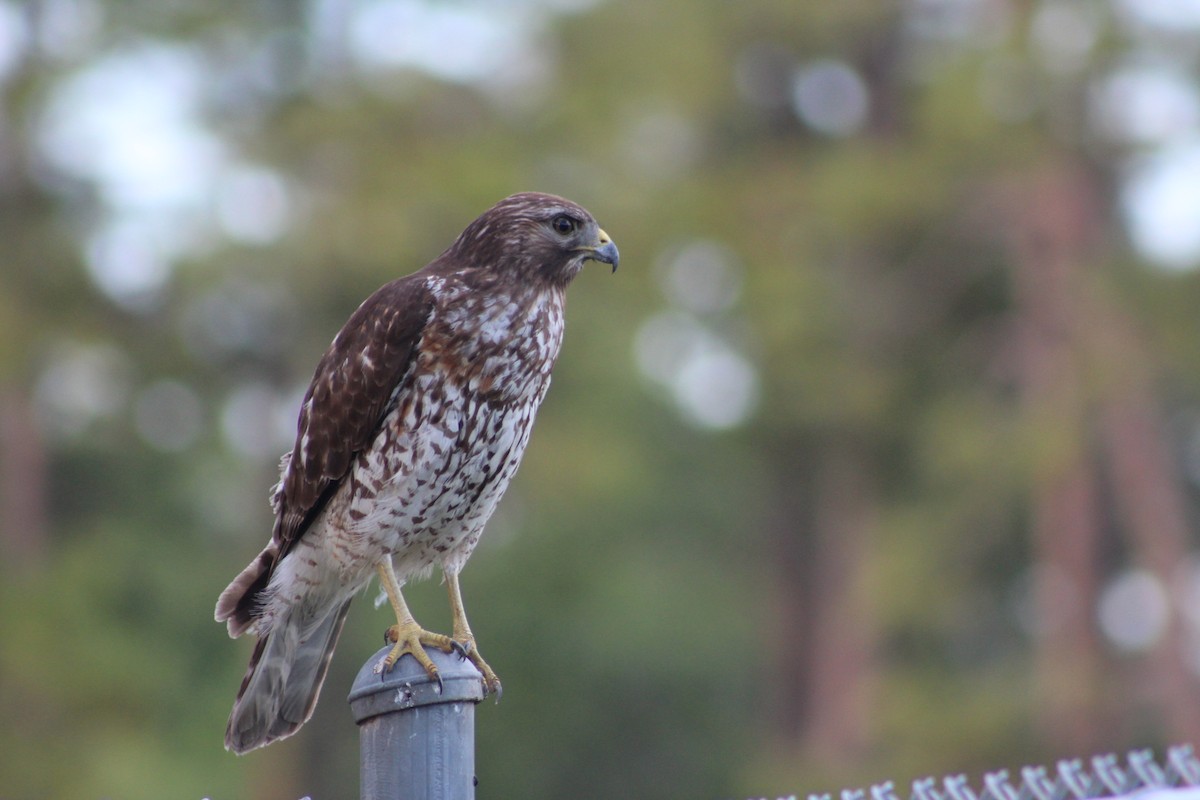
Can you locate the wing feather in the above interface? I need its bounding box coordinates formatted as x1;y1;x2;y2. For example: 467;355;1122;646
274;274;434;555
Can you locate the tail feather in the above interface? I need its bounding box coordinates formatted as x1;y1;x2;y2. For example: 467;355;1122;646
215;542;279;637
224;599;352;754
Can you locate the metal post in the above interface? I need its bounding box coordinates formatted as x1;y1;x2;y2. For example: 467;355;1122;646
348;645;484;800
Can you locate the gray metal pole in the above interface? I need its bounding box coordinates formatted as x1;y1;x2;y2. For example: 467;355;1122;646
348;645;485;800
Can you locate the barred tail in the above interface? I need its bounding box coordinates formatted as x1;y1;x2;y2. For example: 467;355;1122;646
224;599;352;754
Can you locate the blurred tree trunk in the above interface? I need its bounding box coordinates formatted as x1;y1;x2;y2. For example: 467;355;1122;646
1007;166;1107;752
764;437;818;743
1029;458;1106;752
1096;321;1200;744
248;739;309;800
761;13;902;763
801;441;877;760
764;437;877;763
1009;164;1200;748
0;387;46;569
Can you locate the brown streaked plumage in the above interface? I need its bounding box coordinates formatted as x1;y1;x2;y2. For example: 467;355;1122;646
215;192;618;754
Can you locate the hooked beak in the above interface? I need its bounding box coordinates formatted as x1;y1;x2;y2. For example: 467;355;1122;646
581;228;619;273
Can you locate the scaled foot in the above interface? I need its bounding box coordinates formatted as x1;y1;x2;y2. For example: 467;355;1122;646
373;621;465;684
452;635;503;699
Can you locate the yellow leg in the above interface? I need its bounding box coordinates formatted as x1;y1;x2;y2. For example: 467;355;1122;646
447;571;502;697
374;560;459;680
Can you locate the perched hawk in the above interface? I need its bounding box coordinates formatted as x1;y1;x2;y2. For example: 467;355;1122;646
215;192;618;754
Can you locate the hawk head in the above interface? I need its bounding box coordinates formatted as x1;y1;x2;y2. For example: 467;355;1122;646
448;192;619;286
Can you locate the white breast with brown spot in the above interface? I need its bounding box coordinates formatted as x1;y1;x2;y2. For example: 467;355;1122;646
312;274;567;594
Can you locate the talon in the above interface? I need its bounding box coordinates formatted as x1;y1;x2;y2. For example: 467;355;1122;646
444;574;501;699
376;621;459;685
450;639;470;660
456;643;501;699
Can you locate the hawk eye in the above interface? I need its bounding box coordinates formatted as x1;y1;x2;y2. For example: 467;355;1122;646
551;215;577;236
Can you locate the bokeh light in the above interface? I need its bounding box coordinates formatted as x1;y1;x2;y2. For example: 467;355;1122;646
133;380;204;452
791;60;869;137
1098;569;1170;653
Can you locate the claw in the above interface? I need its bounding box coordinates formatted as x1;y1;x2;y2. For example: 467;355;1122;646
458;647;501;699
450;639;470;660
374;621;460;688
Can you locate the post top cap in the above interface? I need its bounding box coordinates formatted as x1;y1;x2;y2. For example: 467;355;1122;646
348;645;485;723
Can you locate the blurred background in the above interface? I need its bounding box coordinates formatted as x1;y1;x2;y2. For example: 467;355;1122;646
3;0;1200;797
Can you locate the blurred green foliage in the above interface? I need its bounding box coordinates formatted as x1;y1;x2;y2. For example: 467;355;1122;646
2;1;1200;799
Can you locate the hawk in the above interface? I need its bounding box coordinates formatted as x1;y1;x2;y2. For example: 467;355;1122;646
215;192;618;754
